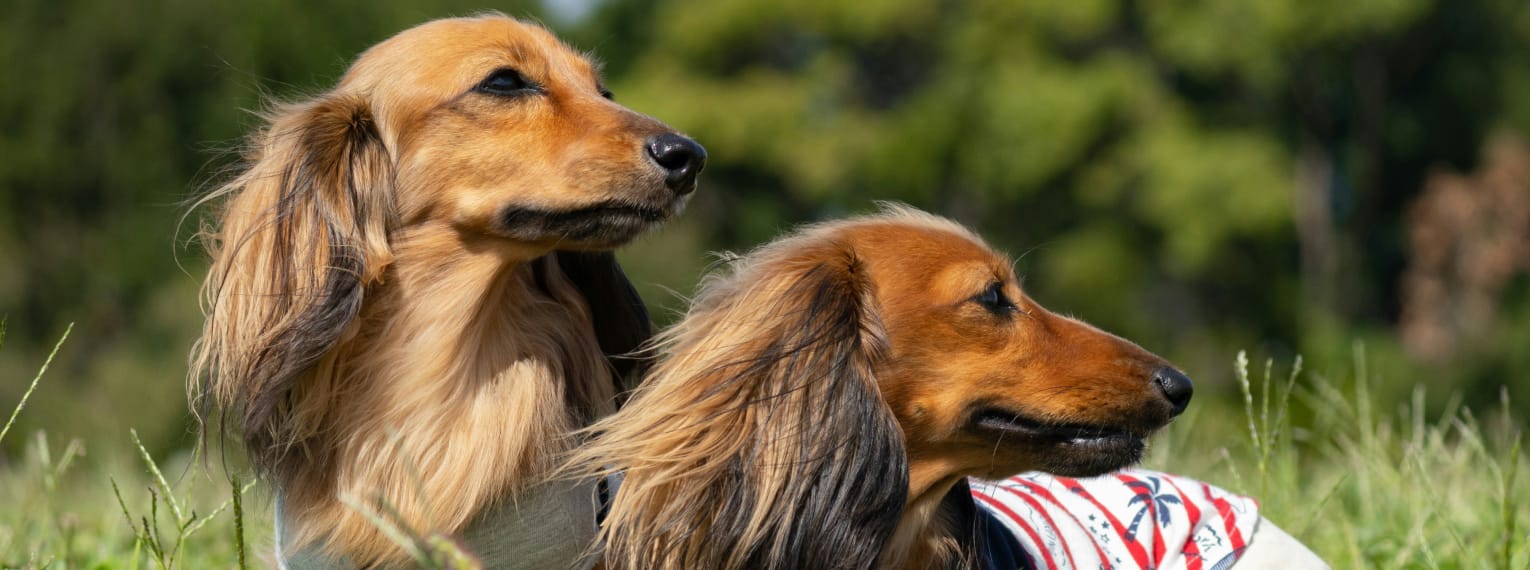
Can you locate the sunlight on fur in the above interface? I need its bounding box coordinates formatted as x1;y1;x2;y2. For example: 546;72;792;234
567;204;1191;570
189;14;702;566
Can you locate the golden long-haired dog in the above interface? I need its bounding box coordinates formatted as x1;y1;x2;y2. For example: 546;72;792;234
189;14;703;566
568;205;1194;569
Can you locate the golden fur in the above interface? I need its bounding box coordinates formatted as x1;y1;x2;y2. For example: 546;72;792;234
568;205;1191;569
190;14;700;566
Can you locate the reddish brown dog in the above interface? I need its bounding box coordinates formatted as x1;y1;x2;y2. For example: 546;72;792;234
571;205;1192;569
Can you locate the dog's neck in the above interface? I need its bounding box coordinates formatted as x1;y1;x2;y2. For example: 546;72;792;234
280;224;614;564
881;462;970;569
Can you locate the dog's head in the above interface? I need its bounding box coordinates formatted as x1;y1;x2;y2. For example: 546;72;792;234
574;205;1189;569
193;14;691;471
347;16;703;250
848;210;1189;479
323;14;702;252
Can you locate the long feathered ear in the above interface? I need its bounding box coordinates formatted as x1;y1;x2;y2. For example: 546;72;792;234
568;234;908;570
553;250;653;394
190;93;395;472
938;479;989;570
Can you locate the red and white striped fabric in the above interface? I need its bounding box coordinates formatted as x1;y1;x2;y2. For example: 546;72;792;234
970;469;1260;570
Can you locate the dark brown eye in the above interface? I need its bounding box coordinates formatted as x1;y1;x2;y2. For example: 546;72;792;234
475;68;539;96
974;282;1016;314
598;86;614;100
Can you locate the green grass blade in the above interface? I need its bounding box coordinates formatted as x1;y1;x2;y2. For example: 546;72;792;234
1294;471;1349;542
1260;356;1272;450
50;438;84;484
1234;351;1260;451
232;476;248;570
1501;433;1521;570
0;322;73;447
1409;441;1471;557
130;536;143;570
111;477;139;535
338;492;433;568
181;479;254;538
130;428;186;525
1271;355;1301;450
140;514;165;568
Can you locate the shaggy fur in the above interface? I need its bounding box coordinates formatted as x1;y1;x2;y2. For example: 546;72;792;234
568;205;1190;570
189;14;700;566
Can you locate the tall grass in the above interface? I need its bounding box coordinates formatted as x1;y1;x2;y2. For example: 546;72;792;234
2;324;1526;568
1146;345;1529;568
1;324;261;569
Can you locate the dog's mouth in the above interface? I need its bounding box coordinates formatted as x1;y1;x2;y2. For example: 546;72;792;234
498;200;674;246
971;407;1145;444
970;406;1156;476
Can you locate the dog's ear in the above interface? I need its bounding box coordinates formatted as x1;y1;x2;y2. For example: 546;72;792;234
570;235;907;570
553;250;653;394
939;479;992;570
191;93;395;473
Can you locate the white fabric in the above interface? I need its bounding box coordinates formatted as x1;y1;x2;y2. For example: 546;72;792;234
1234;518;1329;569
971;469;1264;570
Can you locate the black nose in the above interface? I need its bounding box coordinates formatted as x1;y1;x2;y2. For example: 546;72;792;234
1152;367;1194;416
646;133;706;195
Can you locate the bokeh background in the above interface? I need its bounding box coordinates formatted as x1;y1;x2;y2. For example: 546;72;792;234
3;0;1529;465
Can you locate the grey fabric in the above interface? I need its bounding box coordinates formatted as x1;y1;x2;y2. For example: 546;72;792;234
277;479;602;570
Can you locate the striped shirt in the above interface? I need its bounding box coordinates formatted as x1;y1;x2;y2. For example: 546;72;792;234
970;469;1260;570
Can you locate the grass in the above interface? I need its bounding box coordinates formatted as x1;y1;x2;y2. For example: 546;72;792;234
1;320;262;569
1144;345;1529;568
2;324;1526;568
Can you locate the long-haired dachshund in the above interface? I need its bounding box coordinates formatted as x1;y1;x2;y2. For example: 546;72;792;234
189;14;703;566
568;205;1198;569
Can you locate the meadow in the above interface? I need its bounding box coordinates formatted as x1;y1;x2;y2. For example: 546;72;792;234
3;2;1528;568
1;321;1524;569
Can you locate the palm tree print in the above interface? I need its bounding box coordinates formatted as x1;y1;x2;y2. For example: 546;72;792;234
1123;475;1182;541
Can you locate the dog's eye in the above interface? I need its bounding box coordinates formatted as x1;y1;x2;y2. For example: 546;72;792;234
476;68;538;96
974;283;1016;314
598;87;615;100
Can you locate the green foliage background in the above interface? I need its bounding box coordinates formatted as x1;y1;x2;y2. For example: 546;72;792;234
2;0;1529;472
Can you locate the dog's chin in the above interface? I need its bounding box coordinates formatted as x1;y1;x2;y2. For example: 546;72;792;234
1032;435;1146;477
498;198;684;249
971;407;1157;477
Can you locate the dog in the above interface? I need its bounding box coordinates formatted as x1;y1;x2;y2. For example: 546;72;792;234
567;205;1201;569
189;14;703;567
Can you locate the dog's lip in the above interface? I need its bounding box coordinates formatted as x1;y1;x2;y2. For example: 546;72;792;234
498;200;673;231
495;198;678;246
560;202;669;221
970;407;1145;443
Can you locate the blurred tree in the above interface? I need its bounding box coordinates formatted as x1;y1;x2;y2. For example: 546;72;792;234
1400;131;1530;397
577;0;1530;400
0;0;541;455
2;0;1528;455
